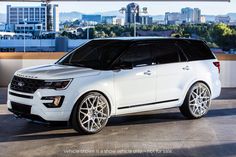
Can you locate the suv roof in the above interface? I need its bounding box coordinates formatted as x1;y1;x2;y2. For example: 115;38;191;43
92;36;202;42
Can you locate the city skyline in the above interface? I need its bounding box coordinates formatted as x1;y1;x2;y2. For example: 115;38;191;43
0;1;235;15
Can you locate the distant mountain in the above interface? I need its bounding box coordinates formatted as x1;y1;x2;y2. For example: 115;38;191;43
227;13;236;21
59;11;83;22
95;11;124;17
0;13;6;23
203;13;236;22
59;11;124;22
59;11;236;23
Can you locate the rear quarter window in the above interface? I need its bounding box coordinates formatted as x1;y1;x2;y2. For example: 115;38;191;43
177;40;215;61
150;42;183;64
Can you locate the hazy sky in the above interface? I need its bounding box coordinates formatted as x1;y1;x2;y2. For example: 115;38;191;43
0;1;235;15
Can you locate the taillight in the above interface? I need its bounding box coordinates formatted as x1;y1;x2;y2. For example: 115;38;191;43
213;61;220;73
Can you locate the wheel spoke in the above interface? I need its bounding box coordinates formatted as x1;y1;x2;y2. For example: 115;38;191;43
87;98;93;108
96;110;108;117
192;91;198;98
193;106;198;114
82;119;90;125
200;89;206;96
78;93;109;133
201;96;210;99
85;101;89;109
92;119;99;129
92;96;98;107
81;114;88;122
96;117;102;127
189;99;196;104
80;107;89;110
188;84;211;117
201;104;208;110
202;99;210;104
97;104;107;112
200;106;206;115
80;111;87;116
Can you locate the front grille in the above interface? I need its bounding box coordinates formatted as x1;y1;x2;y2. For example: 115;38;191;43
9;92;33;99
11;101;31;115
10;76;44;93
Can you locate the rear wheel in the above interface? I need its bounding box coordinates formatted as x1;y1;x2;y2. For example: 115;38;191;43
71;92;110;134
180;82;211;119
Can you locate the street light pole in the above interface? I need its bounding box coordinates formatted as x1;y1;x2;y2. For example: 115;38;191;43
87;26;89;39
134;12;136;37
23;18;27;53
24;24;25;52
119;7;147;37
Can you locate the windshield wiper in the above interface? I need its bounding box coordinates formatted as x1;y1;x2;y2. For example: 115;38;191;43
59;62;86;67
72;63;86;67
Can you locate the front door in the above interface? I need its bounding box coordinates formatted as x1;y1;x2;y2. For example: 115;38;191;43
113;43;157;111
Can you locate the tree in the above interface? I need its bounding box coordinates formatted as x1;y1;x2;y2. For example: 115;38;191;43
210;23;236;50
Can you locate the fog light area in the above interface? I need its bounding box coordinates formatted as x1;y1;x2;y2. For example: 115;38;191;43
41;96;64;108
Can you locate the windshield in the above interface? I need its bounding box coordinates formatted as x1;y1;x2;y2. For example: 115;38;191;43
57;40;131;70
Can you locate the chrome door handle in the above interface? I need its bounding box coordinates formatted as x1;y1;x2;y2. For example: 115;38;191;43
182;66;190;70
144;70;151;75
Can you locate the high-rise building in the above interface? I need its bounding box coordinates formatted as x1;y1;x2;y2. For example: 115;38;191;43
6;3;59;33
165;12;185;25
125;3;140;25
193;8;201;24
181;7;201;24
102;16;117;24
101;16;125;25
115;18;125;26
139;16;153;25
181;7;194;23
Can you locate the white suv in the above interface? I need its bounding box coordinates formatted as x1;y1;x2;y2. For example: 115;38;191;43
8;37;221;134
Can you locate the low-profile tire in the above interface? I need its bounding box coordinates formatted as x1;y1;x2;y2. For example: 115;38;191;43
179;82;211;119
71;92;110;134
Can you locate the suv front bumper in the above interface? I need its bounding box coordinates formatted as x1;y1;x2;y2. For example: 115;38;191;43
7;85;73;122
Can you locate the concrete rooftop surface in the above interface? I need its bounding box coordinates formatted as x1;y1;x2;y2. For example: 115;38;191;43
0;88;236;157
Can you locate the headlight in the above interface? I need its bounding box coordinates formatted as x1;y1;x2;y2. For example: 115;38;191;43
42;79;72;90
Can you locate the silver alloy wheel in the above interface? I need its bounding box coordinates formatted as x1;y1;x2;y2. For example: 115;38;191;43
189;83;211;117
78;93;109;133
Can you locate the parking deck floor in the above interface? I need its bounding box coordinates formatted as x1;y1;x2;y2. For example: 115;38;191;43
0;88;236;157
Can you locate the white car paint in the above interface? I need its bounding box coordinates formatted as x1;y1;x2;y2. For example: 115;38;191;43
7;58;221;121
7;37;221;122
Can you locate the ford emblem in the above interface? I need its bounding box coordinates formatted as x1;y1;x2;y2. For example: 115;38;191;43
18;82;25;87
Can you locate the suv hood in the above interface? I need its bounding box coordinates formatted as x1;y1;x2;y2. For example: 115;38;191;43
15;64;100;80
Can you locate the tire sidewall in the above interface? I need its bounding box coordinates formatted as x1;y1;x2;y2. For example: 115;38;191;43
73;92;110;134
187;83;211;118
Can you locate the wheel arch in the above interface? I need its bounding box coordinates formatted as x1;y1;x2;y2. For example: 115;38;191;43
179;80;212;119
194;80;212;94
69;90;112;122
181;79;212;105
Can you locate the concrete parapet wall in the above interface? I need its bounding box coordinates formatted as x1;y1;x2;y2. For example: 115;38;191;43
0;53;235;87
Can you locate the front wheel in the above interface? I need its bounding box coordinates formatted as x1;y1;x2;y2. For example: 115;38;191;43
71;92;110;134
180;82;211;119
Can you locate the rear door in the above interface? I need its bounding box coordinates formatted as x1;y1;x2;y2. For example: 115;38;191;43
151;40;192;102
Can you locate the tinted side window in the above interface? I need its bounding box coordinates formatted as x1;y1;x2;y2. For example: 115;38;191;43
177;40;215;61
120;43;153;67
150;42;183;64
60;40;130;69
